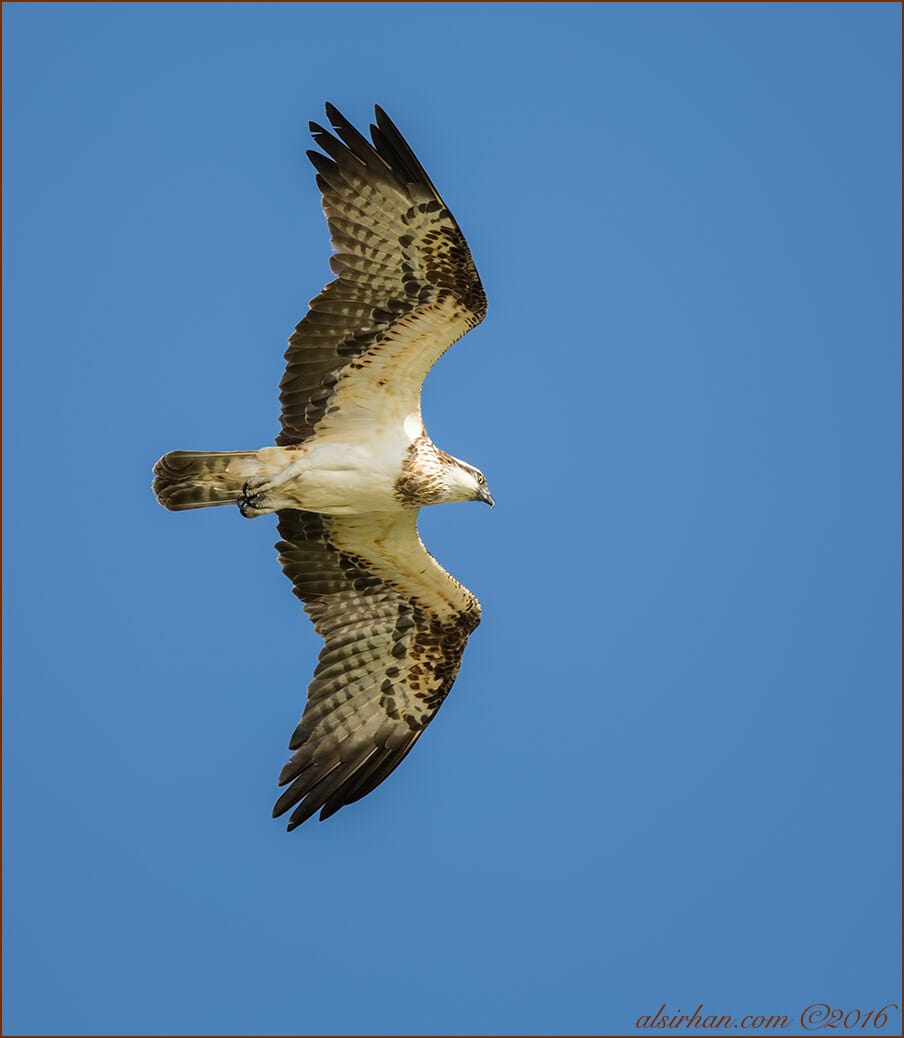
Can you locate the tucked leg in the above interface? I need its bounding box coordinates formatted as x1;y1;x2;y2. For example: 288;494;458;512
238;459;307;517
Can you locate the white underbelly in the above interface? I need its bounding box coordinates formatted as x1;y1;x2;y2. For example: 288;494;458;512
255;437;410;515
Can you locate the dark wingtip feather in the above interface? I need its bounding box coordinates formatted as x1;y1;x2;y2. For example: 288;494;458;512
370;105;442;199
324;102;358;138
307;150;339;181
307;102;445;201
323;102;385;168
317;801;343;822
372;104;401;139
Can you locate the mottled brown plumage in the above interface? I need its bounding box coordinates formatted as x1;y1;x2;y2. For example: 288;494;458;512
277;103;486;447
273;510;479;829
153;104;491;829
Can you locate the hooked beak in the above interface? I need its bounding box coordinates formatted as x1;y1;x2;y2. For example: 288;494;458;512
477;485;495;508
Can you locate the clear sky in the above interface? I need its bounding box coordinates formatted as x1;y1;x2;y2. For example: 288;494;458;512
3;3;901;1036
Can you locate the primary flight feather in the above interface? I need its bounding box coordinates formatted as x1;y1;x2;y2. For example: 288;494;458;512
153;103;491;830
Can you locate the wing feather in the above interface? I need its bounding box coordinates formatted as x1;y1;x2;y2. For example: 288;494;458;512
277;104;486;446
272;509;480;828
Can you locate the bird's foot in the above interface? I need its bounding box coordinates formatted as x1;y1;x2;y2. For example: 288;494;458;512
238;460;305;517
238;478;270;519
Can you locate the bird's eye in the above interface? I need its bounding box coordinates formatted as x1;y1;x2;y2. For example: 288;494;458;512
477;473;485;485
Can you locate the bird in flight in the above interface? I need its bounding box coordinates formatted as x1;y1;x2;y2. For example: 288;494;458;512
153;104;491;830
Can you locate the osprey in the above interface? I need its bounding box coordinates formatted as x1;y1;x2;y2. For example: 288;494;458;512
153;104;491;830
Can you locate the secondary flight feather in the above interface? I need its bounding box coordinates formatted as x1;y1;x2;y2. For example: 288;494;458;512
153;103;491;829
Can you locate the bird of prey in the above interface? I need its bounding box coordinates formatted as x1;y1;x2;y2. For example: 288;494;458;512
153;104;491;830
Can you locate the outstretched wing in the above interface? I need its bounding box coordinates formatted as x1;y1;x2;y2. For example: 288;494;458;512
273;509;481;829
277;104;486;446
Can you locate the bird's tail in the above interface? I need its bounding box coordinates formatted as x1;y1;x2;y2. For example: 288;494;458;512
153;450;260;511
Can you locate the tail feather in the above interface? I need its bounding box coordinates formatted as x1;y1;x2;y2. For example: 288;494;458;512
153;451;259;511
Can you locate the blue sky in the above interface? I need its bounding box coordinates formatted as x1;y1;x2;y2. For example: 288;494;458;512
3;3;900;1035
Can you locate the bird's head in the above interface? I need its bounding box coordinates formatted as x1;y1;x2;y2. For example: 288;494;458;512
444;457;494;507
